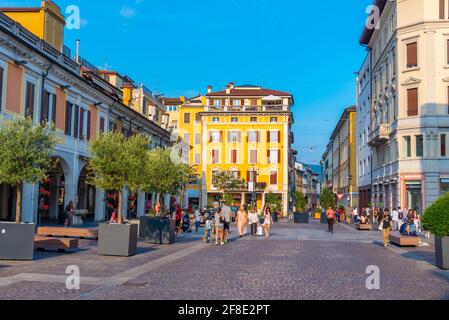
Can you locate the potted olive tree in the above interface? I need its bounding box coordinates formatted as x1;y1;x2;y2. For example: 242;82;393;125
89;132;149;257
139;148;196;244
422;193;449;270
292;191;308;224
0;117;57;260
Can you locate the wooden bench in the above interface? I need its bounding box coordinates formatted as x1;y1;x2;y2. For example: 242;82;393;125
37;227;99;240
34;236;79;252
357;224;373;231
389;232;421;247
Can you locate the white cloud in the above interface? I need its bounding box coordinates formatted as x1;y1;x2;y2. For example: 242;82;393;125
120;6;136;18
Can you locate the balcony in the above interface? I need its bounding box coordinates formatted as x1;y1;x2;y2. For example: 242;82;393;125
204;105;290;112
368;124;391;146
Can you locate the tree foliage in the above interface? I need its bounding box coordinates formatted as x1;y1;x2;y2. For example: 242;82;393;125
265;192;282;213
212;170;245;193
320;187;336;209
0;117;57;186
292;191;308;212
422;193;449;238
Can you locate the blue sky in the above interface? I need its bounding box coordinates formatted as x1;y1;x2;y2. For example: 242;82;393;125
8;0;372;164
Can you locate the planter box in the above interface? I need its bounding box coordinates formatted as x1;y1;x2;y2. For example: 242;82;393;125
0;222;35;261
294;213;309;224
435;236;449;270
98;223;138;257
139;216;176;245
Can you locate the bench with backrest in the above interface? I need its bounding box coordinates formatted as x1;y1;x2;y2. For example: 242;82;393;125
389;232;421;247
37;226;99;239
357;224;373;231
34;236;79;252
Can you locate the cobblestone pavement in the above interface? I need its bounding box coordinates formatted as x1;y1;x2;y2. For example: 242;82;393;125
1;220;449;300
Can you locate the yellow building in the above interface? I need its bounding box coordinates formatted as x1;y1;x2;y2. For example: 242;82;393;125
1;0;65;51
174;83;294;216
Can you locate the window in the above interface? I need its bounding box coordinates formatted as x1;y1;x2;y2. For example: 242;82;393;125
268;149;280;164
79;108;85;140
64;101;73;135
407;88;418;116
249;149;258;164
40;90;51;124
268;131;280;143
0;65;4;111
270;117;278;123
211;149;220;164
406;42;418;68
230;149;238;164
184;113;190;124
210;131;222;143
212;117;220;123
247;131;260;143
416;135;423;157
86;110;91;141
270;171;278;185
99;116;105;133
184;133;190;144
441;134;447;157
74;105;79;138
404;136;411;158
142;100;148;116
194;153;201;165
25;82;35;119
440;0;445;19
250;117;257;123
231;117;238;123
213;99;222;107
228;131;241;143
233;99;241;106
195;134;201;145
50;93;57;126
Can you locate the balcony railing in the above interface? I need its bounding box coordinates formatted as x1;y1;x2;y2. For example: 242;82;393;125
0;12;80;74
204;105;289;112
368;124;391;146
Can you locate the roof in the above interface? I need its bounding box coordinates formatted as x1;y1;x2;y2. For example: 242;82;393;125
359;0;387;45
207;86;292;97
162;98;183;106
330;106;357;140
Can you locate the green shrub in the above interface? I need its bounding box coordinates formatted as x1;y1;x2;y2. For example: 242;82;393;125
422;193;449;238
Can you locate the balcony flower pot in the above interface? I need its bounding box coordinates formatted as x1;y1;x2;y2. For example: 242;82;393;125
139;216;176;245
97;223;138;257
294;212;309;224
0;222;35;261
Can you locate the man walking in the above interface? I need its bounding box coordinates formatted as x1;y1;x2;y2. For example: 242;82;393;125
221;201;233;244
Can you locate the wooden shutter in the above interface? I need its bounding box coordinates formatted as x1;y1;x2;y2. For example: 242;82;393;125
440;0;445;19
65;101;72;135
74;104;79;138
407;88;418;116
267;131;271;143
447;40;449;64
267;150;271;163
278;131;281;143
86;110;91;141
270;172;277;185
231;150;237;163
79;108;85;140
256;131;260;142
407;42;418;68
221;99;226;106
0;66;3;112
219;131;223;142
51;93;57;125
246;171;250;182
278;150;281;164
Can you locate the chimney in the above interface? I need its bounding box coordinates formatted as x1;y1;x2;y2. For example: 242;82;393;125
229;82;234;89
207;86;212;94
226;84;231;95
75;39;80;63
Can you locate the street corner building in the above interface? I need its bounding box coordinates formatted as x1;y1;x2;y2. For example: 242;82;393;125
357;0;449;213
0;0;173;225
163;83;295;216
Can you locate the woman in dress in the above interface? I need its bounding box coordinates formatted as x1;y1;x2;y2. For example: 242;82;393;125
235;205;248;238
262;206;273;239
214;207;224;245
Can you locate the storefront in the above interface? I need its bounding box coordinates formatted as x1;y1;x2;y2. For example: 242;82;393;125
405;181;422;214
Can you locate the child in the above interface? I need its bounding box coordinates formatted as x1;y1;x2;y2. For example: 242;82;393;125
204;217;212;243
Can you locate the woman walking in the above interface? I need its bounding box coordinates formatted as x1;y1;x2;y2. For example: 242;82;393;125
381;209;392;247
64;201;74;228
248;207;259;237
262;206;273;239
215;207;225;245
326;207;336;233
235;205;248;238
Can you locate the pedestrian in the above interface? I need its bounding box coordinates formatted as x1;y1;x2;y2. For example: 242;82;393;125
221;201;233;244
194;207;201;233
352;206;359;224
326;207;336;233
155;200;161;216
391;208;399;231
204;216;212;243
64;201;74;228
381;209;392;247
248;207;259;237
215;207;225;245
235;205;248;238
262;206;273;239
175;205;183;237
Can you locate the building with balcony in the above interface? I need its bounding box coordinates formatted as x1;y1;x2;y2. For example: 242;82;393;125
360;0;449;213
0;1;172;224
356;53;373;208
174;83;294;215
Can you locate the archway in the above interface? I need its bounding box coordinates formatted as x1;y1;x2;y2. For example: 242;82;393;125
77;165;96;222
0;183;17;222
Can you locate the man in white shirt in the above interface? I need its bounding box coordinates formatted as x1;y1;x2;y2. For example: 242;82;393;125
194;208;201;233
352;207;359;224
391;208;399;231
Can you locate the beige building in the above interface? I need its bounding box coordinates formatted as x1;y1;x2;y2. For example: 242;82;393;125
361;0;449;213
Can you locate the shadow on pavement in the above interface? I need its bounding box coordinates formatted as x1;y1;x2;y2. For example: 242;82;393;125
401;251;436;265
33;247;91;260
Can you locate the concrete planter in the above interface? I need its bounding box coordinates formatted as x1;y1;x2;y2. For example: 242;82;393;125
0;222;35;261
294;213;309;224
98;223;138;257
139;216;176;245
435;236;449;270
